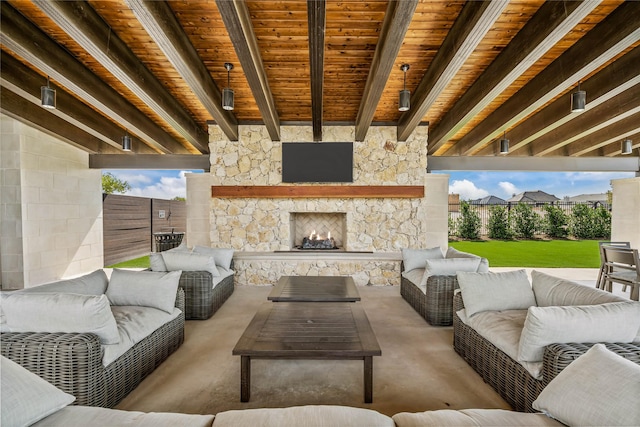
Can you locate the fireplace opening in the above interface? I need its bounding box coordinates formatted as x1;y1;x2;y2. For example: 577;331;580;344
289;212;346;251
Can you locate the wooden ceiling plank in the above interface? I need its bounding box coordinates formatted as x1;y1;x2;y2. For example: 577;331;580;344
427;0;601;154
481;46;640;156
89;154;211;170
565;111;640;157
216;0;281;141
397;0;507;142
354;0;418;142
126;0;238;142
33;0;209;153
448;2;640;156
530;85;640;156
0;2;187;154
307;0;326;141
0;52;156;154
603;132;640;157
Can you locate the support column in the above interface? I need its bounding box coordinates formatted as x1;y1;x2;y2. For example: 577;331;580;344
611;177;640;249
185;173;212;248
423;173;450;251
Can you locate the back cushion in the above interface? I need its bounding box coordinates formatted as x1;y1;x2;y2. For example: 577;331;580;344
161;251;219;277
446;247;489;272
402;247;444;272
531;270;626;307
192;246;234;270
2;293;120;344
19;270;109;296
107;269;181;314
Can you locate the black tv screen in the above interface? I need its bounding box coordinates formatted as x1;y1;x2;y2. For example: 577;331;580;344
282;142;353;183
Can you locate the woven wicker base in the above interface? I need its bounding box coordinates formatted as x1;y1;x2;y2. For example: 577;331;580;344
400;274;458;326
180;271;235;320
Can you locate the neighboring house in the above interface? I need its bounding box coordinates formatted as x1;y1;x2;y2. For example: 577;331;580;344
565;193;610;208
507;190;560;204
469;195;507;205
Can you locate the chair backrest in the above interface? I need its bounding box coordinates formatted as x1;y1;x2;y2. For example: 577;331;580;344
602;246;640;275
599;242;631;262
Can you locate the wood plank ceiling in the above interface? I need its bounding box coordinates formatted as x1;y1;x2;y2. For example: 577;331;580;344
1;0;639;164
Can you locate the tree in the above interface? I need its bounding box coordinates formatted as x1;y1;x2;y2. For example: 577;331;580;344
488;205;512;240
458;201;481;240
512;203;539;239
102;172;131;194
173;196;186;201
542;204;568;238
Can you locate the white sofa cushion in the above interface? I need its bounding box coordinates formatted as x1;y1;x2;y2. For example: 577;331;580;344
446;247;490;272
214;405;395;427
424;257;482;277
161;251;219;277
518;301;640;363
533;344;640;426
17;269;109;296
1;356;76;427
103;305;180;366
2;293;120;344
402;247;444;272
193;246;234;270
392;408;562;427
149;252;168;271
457;270;536;317
531;270;626;306
31;406;215;427
107;269;181;314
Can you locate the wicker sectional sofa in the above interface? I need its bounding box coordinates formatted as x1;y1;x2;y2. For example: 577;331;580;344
0;269;185;408
401;247;489;326
453;269;640;412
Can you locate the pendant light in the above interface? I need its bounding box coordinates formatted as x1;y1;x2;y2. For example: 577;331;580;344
398;64;410;112
122;130;132;151
222;63;234;111
570;81;586;113
499;131;509;154
621;139;632;155
41;76;56;109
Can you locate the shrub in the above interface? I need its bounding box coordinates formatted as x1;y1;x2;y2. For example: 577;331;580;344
592;205;611;239
512;203;539;239
448;214;457;238
571;204;611;239
487;205;513;239
458;201;481;240
542;204;568;238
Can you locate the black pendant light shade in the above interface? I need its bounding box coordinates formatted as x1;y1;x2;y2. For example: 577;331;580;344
41;76;56;109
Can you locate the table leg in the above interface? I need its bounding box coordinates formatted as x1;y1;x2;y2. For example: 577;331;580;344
241;355;251;402
364;356;373;403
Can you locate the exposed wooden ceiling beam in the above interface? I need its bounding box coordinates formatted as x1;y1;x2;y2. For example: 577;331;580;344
0;2;188;155
125;0;238;142
307;0;326;142
33;0;208;153
426;156;640;173
479;47;640;156
0;52;156;154
396;0;507;142
215;0;280;141
427;0;601;154
561;111;640;157
89;154;211;171
447;2;640;156
530;85;640;156
354;0;418;142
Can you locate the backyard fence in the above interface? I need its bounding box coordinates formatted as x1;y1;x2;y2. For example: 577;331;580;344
448;201;611;238
103;194;186;266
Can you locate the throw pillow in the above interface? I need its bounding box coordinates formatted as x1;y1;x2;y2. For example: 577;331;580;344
419;258;482;287
446;247;490;272
531;270;626;307
192;246;235;270
1;356;76;427
149;252;168;272
518;301;640;362
107;269;181;314
19;269;109;296
457;270;535;318
533;344;640;426
2;293;120;344
161;251;219;277
401;247;444;272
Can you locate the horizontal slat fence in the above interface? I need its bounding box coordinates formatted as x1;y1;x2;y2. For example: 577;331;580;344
103;194;186;266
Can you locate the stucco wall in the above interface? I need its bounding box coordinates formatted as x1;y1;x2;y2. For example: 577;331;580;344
0;115;103;289
611;176;640;250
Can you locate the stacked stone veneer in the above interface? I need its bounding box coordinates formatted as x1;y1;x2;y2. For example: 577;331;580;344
205;124;432;286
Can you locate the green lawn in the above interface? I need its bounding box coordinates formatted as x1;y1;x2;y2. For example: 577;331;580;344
106;256;150;269
449;240;602;268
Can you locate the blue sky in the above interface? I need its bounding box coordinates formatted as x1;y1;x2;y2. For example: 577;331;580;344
104;169;635;201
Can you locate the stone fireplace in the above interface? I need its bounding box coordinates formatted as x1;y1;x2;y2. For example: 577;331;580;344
290;212;346;250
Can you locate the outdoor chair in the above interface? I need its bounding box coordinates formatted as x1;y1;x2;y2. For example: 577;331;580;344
596;241;630;290
601;246;639;301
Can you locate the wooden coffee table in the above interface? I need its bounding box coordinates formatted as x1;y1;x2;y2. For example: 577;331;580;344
268;275;360;302
232;301;381;403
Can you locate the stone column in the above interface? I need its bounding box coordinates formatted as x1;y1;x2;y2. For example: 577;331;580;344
423;173;450;251
611;176;640;249
186;173;212;248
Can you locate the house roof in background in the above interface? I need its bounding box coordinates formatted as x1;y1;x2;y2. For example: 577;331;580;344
507;190;560;203
469;195;507;205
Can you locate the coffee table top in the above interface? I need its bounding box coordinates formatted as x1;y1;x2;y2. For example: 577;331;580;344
233;302;381;357
268;275;360;302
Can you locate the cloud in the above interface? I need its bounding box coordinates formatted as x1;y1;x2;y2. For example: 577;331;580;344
449;179;489;201
126;171;191;200
498;181;520;198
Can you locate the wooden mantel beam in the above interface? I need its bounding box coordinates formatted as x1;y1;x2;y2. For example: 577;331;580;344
211;185;424;199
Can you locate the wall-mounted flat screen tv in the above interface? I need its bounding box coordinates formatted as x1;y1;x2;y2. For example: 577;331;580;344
282;142;353;183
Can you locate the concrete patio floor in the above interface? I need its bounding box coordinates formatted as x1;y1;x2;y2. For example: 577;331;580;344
113;268;631;417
